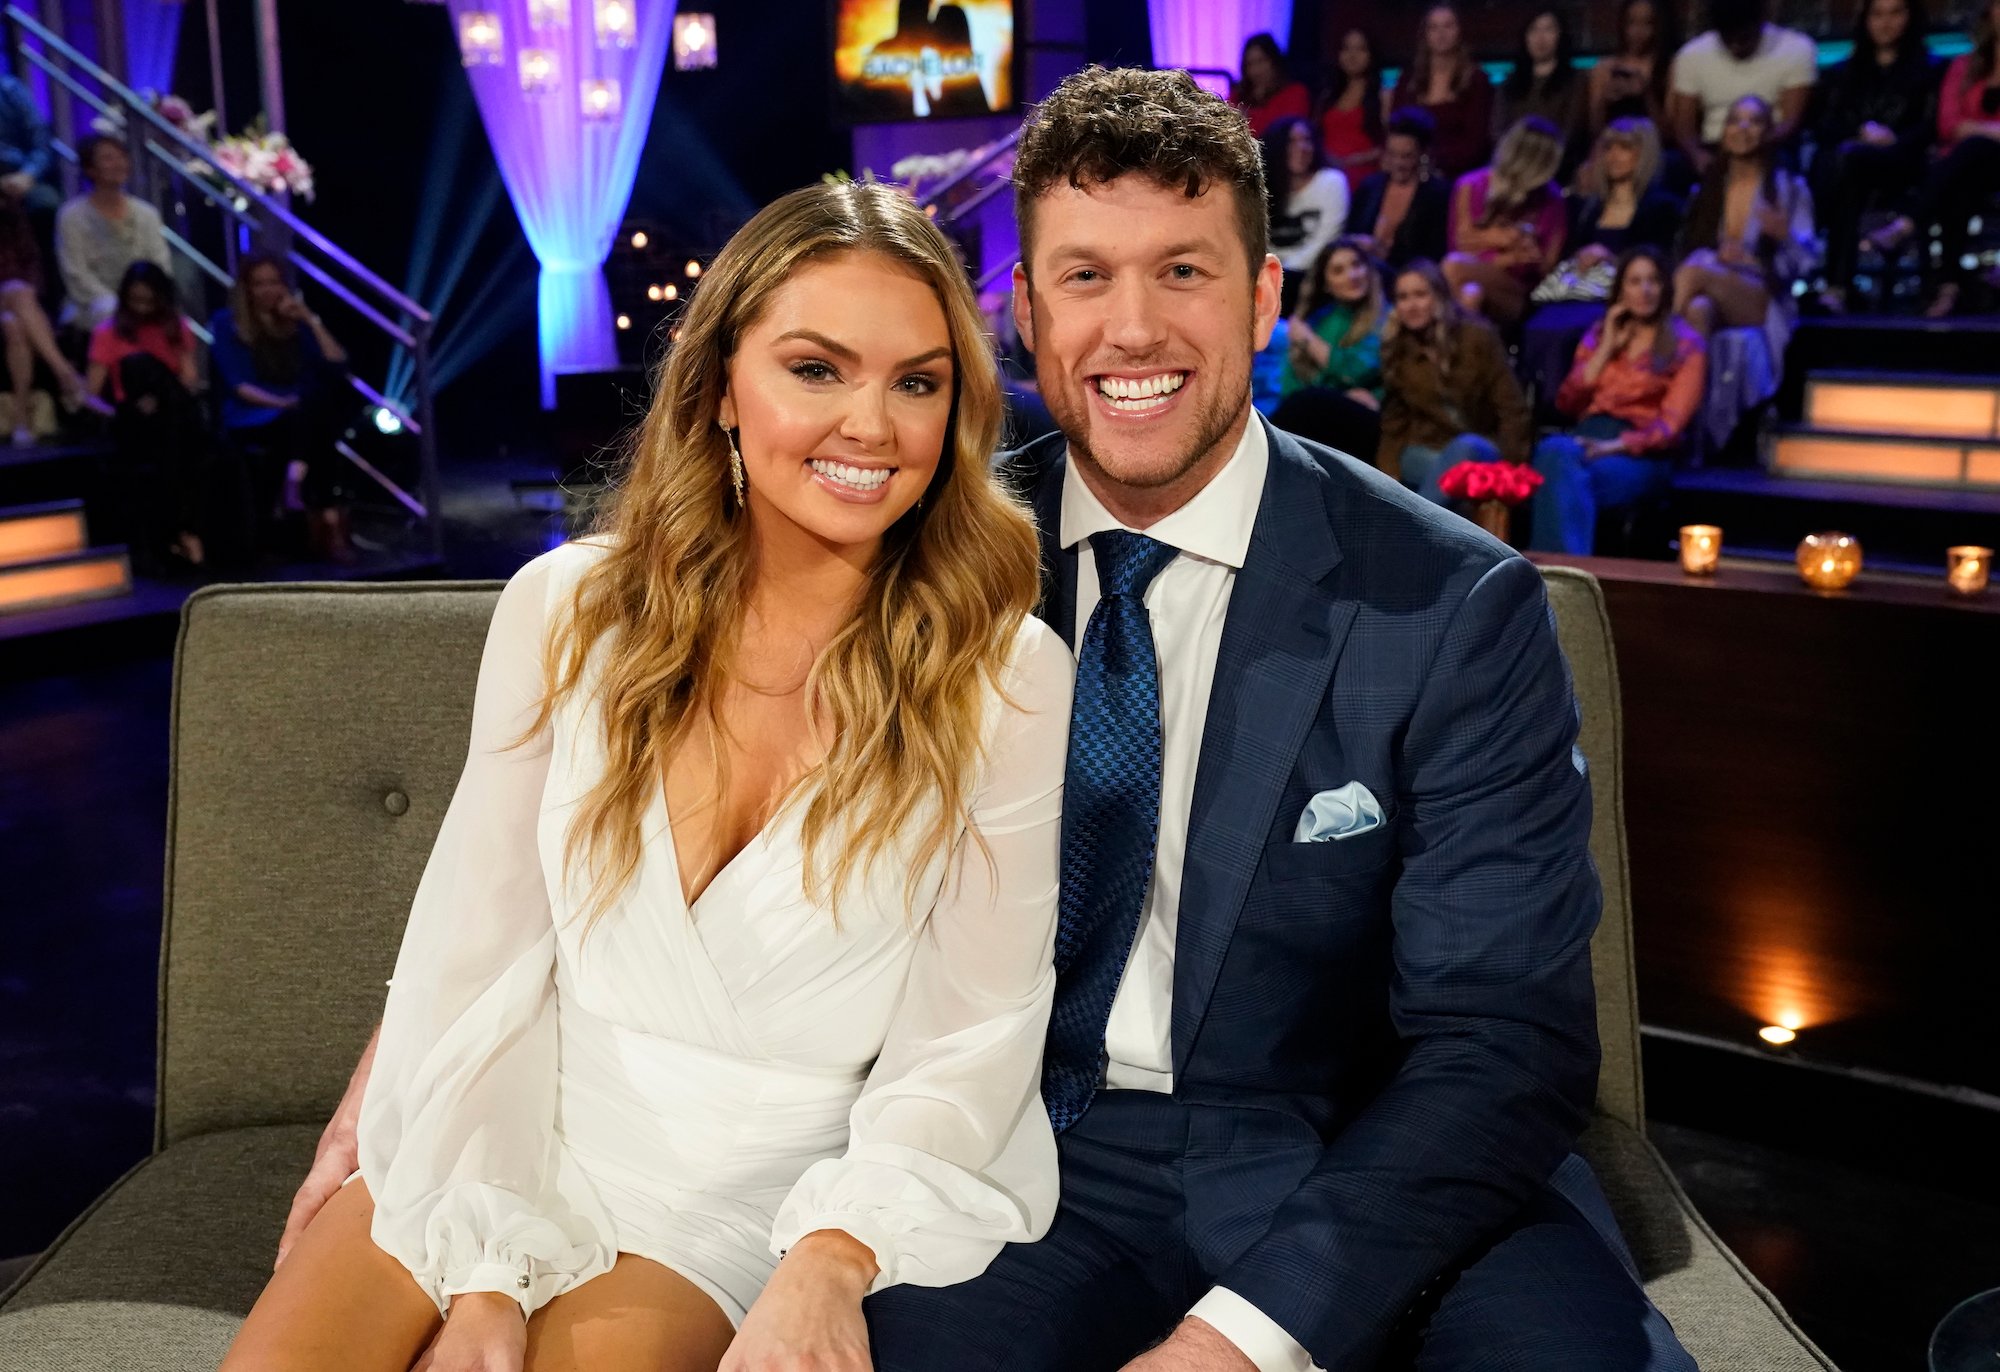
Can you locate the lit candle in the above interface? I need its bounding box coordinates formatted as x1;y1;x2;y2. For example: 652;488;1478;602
1947;545;1992;596
1679;525;1721;575
1796;532;1862;590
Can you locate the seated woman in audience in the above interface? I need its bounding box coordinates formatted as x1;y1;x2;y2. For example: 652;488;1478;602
1347;108;1452;268
1868;0;1999;317
55;135;171;330
210;252;355;562
1391;4;1495;180
1496;9;1588;178
0;195;105;446
1265;117;1351;310
1317;27;1385;194
1378;258;1531;504
1673;94;1817;366
1274;236;1389;459
1530;248;1706;554
1812;0;1938;314
1444;116;1568;325
1563;117;1683;283
1233;32;1311;138
85;261;205;570
1589;0;1679;137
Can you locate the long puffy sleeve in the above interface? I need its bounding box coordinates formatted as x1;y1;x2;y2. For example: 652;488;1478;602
770;619;1072;1291
358;549;617;1318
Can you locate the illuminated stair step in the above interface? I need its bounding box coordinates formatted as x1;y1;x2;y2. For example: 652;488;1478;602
1770;432;2000;488
0;500;90;568
1804;375;2000;440
0;548;132;616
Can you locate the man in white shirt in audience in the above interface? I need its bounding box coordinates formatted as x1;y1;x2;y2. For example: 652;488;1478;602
1669;0;1818;172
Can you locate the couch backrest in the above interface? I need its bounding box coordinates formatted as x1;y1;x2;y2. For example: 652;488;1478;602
157;567;1644;1144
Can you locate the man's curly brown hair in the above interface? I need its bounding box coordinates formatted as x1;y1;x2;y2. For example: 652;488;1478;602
1012;66;1269;280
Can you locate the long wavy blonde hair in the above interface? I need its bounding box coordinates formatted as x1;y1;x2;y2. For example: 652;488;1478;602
532;181;1041;927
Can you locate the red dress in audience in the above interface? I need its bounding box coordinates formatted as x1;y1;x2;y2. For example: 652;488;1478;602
89;317;195;403
1319;103;1381;195
1391;68;1496;180
1235;80;1311;137
1448;167;1568;288
1937;53;1998;150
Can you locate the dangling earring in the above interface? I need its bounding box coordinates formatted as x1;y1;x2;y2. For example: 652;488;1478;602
720;423;745;510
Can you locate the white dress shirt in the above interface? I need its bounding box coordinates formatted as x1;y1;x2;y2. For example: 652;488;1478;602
1060;418;1321;1372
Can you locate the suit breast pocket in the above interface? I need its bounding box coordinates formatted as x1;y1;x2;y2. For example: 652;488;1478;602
1260;829;1398;883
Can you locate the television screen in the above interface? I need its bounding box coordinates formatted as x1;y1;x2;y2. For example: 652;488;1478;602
834;0;1015;122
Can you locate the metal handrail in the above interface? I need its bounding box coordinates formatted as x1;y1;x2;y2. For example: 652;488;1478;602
6;3;442;559
920;128;1019;219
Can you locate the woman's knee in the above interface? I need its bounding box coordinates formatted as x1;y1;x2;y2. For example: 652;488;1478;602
1442;433;1502;465
1533;435;1584;475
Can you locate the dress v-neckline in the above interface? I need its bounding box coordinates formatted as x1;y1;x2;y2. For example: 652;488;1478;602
657;777;814;913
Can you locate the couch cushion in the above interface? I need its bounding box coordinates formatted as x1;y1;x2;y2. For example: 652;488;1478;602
1580;1116;1838;1371
1541;566;1645;1133
0;1124;314;1333
162;584;501;1145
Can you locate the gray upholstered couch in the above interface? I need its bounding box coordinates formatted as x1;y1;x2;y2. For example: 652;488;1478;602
0;571;1838;1370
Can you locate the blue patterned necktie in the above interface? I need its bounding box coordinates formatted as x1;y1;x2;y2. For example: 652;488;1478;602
1043;528;1180;1134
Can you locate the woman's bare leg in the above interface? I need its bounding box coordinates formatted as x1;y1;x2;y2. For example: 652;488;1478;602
1444;253;1529;324
524;1253;737;1372
1672;260;1770;331
0;283;83;398
219;1179;440;1372
1;313;29;426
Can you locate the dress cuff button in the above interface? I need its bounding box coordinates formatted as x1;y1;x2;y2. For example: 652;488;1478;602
517;1275;531;1289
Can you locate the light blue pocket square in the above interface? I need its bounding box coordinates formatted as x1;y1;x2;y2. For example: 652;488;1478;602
1293;781;1386;843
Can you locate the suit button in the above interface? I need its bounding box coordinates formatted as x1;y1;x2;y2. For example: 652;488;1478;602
383;790;409;816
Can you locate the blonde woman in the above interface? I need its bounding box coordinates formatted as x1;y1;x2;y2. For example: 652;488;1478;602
221;180;1069;1372
1442;115;1568;324
1569;118;1682;265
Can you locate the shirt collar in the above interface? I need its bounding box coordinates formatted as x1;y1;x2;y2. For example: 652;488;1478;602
1058;414;1268;571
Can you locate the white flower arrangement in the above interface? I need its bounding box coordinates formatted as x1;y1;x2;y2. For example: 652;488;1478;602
93;97;315;205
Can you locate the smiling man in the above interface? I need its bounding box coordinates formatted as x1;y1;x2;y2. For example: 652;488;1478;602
861;67;1697;1372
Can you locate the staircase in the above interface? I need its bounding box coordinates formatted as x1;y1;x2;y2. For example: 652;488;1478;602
0;499;131;616
1771;371;2000;489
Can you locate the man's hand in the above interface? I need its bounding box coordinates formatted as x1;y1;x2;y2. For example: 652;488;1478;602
718;1230;876;1372
1121;1318;1260;1372
276;1027;379;1267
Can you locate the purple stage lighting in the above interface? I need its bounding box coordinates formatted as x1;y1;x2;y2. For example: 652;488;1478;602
447;0;670;407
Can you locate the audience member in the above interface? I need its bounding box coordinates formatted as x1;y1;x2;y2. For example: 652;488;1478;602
1266;116;1351;307
1497;9;1588;177
0;71;59;216
1531;247;1706;553
1273;236;1388;460
1869;0;2000;317
1674;94;1819;363
1668;0;1817;174
1589;0;1681;136
1445;116;1568;325
1317;26;1385;193
86;261;208;572
1567;118;1683;265
1234;32;1311;137
1391;4;1496;180
1378;258;1531;504
1812;0;1939;314
56;135;172;330
210;253;356;562
1347;108;1452;268
0;198;105;447
1282;236;1387;402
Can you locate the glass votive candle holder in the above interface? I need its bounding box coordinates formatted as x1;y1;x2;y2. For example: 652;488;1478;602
1947;545;1992;596
1797;532;1863;590
1679;525;1722;575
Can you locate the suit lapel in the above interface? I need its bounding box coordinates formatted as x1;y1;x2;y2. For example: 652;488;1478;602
1017;435;1077;648
1171;422;1358;1075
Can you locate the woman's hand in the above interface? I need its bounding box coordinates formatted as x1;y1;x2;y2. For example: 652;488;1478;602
1756;203;1791;242
1717;239;1756;268
413;1293;525;1372
1860;120;1896;147
1583;435;1628;459
1575;243;1615;271
1598;304;1632;353
1345;388;1381;411
719;1230;876;1372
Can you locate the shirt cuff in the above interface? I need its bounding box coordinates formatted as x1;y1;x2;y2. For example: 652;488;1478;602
440;1261;537;1321
1188;1286;1321;1372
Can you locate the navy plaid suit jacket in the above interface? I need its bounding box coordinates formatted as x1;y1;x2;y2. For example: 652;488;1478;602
1001;416;1602;1369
